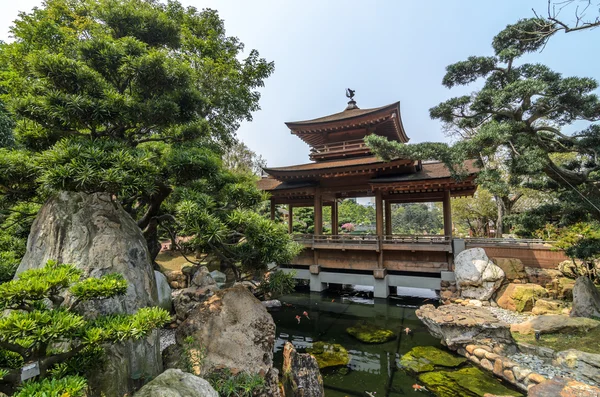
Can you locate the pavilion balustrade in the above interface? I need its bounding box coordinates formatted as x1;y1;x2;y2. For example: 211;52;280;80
292;233;452;247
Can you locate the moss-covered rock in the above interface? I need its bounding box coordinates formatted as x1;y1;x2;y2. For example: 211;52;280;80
306;342;350;369
497;283;548;312
346;322;396;344
419;367;523;397
399;346;466;373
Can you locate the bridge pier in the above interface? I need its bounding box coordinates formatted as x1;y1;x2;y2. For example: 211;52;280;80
373;269;389;299
309;265;326;292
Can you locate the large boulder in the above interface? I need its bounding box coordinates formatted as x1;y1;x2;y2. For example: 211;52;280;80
531;298;568;315
510;315;600;335
571;276;600;318
418;367;523;397
282;342;324;397
17;191;161;396
415;304;514;351
492;258;527;281
554;350;600;385
524;267;561;287
172;285;218;322
528;377;600;397
455;248;505;300
134;369;218;397
155;271;173;312
176;285;276;376
346;322;396;344
496;283;548;313
558;259;599;280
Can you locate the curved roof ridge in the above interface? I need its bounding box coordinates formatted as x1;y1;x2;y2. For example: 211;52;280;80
285;101;400;126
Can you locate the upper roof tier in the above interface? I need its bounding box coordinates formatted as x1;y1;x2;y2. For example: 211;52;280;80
285;101;409;157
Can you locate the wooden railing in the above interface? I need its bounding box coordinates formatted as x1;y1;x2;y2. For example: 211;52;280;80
464;237;556;247
293;234;451;246
383;235;451;244
309;139;369;159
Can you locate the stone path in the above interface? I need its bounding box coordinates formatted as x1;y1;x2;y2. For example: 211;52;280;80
509;352;597;386
484;306;533;324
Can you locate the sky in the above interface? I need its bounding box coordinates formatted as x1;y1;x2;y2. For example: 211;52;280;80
0;0;599;168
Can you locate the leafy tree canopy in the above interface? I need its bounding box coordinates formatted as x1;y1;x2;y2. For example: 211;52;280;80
366;17;600;233
0;0;297;277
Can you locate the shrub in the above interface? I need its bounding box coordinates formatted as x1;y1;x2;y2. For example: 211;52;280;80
0;260;170;395
257;269;296;298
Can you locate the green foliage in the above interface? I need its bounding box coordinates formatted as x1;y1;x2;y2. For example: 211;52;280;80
0;0;275;271
172;174;301;278
391;203;443;235
452;189;497;237
366;14;600;244
179;336;206;375
0;260;170;393
14;375;87;397
207;368;265;397
257;269;296;298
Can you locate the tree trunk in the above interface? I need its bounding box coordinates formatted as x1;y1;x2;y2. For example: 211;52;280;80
495;196;506;238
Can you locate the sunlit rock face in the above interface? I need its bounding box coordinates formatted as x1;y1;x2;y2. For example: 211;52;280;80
454;248;505;300
17;191;161;397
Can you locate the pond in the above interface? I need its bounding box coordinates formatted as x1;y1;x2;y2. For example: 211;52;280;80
271;287;522;397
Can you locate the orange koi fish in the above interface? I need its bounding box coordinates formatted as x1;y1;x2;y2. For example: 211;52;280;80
303;311;310;320
412;384;427;392
295;315;301;324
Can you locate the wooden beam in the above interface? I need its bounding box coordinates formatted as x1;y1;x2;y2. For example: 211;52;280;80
314;189;323;235
443;189;452;237
288;204;294;234
385;200;392;235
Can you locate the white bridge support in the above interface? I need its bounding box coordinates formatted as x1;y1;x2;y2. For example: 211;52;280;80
280;267;451;298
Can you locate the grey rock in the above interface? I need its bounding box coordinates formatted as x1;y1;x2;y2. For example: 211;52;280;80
415;304;514;351
172;285;218;322
210;270;227;288
262;299;282;310
191;266;217;288
282;342;324;397
454;248;505;300
555;349;600;384
134;368;218;397
176;285;276;376
571;276;600;318
155;271;173;312
17;191;161;397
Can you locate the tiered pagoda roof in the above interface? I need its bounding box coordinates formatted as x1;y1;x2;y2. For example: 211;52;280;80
257;96;478;203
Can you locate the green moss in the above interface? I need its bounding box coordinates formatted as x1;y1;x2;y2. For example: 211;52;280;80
512;328;600;354
399;346;466;373
346;322;396;344
419;367;523;397
510;284;548;312
306;342;350;369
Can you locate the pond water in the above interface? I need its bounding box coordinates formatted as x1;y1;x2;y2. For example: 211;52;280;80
271;287;519;397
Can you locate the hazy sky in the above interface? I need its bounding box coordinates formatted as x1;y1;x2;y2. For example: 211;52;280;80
1;1;598;167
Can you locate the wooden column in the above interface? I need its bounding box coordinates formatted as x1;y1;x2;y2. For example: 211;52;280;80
375;191;384;238
331;200;338;235
270;200;275;221
384;200;392;236
376;191;384;268
314;190;323;235
288;204;293;234
443;189;452;237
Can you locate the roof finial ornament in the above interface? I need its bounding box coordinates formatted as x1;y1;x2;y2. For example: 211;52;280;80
345;88;359;110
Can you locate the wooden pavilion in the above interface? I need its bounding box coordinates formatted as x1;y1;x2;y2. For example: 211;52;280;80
257;95;478;294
